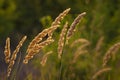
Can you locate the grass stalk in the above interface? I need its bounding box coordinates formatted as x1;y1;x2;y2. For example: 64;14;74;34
58;53;63;80
7;52;21;80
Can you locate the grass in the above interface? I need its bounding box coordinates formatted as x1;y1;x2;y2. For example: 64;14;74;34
1;8;120;80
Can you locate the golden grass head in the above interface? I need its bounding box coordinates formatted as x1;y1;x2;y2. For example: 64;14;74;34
26;25;58;53
25;25;58;62
95;36;104;52
7;36;27;77
92;67;112;79
40;51;53;66
23;37;54;64
66;12;86;44
51;8;71;26
103;42;120;67
7;61;14;77
4;37;11;63
24;8;71;64
70;38;90;63
58;22;68;59
70;38;89;47
48;8;70;37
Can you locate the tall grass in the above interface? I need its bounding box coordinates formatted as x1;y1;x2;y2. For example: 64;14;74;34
1;8;120;80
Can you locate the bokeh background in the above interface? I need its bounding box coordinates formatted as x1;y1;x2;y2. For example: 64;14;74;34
0;0;120;80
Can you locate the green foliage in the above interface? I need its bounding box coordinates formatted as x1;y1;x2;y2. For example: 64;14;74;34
0;0;17;39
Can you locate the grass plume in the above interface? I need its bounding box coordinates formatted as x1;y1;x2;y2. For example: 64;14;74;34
92;67;112;79
66;12;86;44
7;36;27;77
58;22;68;59
23;8;70;64
103;42;120;67
4;37;11;63
40;51;53;66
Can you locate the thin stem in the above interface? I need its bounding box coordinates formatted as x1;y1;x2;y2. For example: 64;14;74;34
58;54;63;80
58;37;66;80
7;52;21;80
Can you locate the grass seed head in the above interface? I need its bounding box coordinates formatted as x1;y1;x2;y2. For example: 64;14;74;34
40;51;53;66
66;12;86;44
92;67;112;79
4;37;11;63
48;8;70;37
58;22;68;59
7;36;27;77
70;38;89;47
103;42;120;67
23;38;54;64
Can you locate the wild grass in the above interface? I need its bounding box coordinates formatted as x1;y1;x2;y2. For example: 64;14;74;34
4;36;27;77
1;8;120;80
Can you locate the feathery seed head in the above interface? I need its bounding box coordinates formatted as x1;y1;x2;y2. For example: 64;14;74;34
92;67;111;79
70;38;89;47
23;38;54;64
66;12;86;44
24;8;70;64
103;42;120;67
41;51;53;66
7;36;27;77
4;37;11;63
58;22;68;59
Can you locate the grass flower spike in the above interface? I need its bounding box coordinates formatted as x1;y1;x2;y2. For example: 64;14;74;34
58;22;68;59
4;37;11;63
7;36;27;77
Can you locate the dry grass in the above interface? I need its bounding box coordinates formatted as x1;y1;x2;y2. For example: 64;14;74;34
7;36;27;77
92;67;112;79
103;42;120;67
4;37;11;63
58;22;68;59
70;38;90;47
72;50;88;63
40;51;53;66
95;36;104;52
23;37;54;64
2;8;120;80
72;39;90;63
48;8;70;37
23;8;70;64
66;12;86;44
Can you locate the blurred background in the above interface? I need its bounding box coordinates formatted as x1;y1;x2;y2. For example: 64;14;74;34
0;0;120;80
